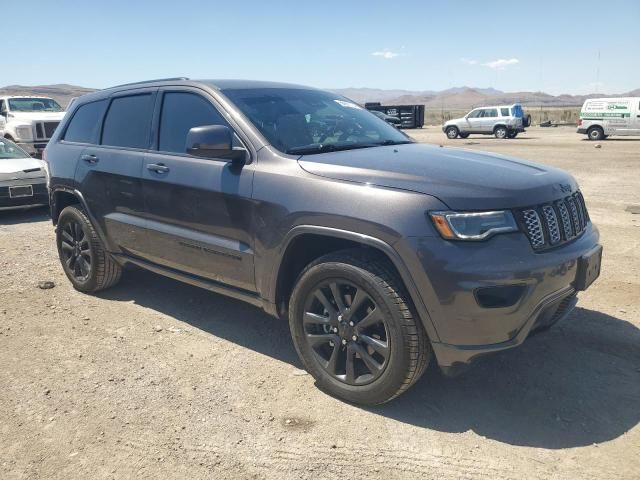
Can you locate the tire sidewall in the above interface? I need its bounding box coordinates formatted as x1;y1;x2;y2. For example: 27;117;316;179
56;207;99;292
289;261;414;404
446;126;459;139
495;126;507;139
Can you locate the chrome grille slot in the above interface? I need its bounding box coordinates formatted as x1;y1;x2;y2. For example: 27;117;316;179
522;209;545;248
557;201;573;239
541;205;561;244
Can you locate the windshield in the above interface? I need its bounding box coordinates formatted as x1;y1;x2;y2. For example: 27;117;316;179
8;97;64;112
0;138;29;159
222;88;412;155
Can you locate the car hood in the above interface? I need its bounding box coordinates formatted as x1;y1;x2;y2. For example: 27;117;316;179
0;157;45;180
297;143;577;210
8;111;66;122
444;117;464;126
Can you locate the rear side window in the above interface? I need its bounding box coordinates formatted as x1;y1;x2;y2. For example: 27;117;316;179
158;92;228;154
501;108;510;116
484;109;498;118
101;94;154;149
63;100;107;144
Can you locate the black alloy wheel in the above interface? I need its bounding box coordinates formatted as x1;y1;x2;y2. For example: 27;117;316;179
302;279;390;385
59;218;92;282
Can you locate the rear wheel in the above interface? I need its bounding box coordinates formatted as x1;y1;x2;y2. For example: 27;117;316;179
587;126;605;141
507;131;518;139
445;126;459;139
288;250;431;405
56;205;122;293
494;126;508;139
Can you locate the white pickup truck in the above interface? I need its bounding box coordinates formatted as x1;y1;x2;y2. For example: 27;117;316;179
0;96;66;157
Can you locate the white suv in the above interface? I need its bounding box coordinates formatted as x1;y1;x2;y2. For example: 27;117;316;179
0;96;66;157
443;104;529;139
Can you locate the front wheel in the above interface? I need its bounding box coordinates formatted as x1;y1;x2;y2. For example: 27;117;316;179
56;205;122;293
289;250;431;405
445;126;459;139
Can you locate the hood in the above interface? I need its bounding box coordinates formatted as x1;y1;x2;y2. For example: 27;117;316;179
0;157;45;180
298;143;577;210
444;117;464;126
9;111;66;122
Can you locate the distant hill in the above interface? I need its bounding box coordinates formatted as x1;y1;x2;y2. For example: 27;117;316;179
0;84;96;109
332;86;640;110
2;84;638;112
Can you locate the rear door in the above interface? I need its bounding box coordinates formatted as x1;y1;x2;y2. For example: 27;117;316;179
632;99;640;134
75;89;156;256
480;108;498;132
140;87;256;292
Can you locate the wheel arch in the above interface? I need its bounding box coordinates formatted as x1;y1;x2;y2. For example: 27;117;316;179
269;226;440;342
50;187;111;250
493;123;508;132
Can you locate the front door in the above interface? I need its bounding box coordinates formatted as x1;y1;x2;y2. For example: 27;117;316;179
140;89;256;292
465;109;483;132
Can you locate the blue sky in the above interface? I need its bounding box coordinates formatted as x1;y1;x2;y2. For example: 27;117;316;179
3;0;639;94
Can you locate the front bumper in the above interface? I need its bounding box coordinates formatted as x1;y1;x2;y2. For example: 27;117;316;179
395;224;601;368
0;181;48;210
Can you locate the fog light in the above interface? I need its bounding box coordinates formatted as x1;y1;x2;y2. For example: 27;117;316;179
475;285;526;308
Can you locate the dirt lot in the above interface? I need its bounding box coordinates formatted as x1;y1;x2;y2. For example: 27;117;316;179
1;127;639;479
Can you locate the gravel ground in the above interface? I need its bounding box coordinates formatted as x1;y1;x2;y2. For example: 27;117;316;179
1;127;639;479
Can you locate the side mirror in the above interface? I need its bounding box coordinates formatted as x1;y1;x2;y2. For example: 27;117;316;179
186;125;246;163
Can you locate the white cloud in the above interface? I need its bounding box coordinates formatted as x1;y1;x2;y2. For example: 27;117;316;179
371;49;401;59
460;57;478;65
482;58;520;70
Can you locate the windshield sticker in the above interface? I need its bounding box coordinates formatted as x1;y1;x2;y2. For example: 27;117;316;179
334;99;362;109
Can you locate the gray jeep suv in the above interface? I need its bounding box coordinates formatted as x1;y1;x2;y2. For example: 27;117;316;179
44;79;602;405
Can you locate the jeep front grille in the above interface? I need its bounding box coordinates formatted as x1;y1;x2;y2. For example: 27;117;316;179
518;192;590;251
33;121;60;140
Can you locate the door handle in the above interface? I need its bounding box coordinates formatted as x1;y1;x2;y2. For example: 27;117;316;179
147;163;170;174
81;154;99;164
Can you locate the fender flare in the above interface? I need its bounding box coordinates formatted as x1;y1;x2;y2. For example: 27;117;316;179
267;225;441;342
49;187;111;250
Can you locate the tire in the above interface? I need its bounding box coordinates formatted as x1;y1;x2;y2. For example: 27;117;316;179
445;126;459;139
524;114;532;128
459;133;469;139
587;126;605;141
288;249;431;405
56;205;122;293
494;126;508;139
507;131;518;139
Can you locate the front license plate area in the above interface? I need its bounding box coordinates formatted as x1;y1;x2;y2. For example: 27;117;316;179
9;185;33;198
574;245;602;291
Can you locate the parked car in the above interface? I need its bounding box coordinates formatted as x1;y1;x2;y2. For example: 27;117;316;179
0;137;48;211
370;110;402;126
0;96;66;157
443;104;527;139
44;79;602;405
577;97;640;140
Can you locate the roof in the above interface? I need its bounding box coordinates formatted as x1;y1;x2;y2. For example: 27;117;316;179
0;95;57;99
200;79;318;91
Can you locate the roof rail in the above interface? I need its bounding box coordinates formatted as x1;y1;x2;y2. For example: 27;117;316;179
108;77;190;89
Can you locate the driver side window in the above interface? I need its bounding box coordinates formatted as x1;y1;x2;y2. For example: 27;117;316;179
468;109;482;118
158;92;233;154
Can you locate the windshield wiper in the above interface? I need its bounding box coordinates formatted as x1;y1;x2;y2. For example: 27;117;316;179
375;139;414;146
287;143;380;155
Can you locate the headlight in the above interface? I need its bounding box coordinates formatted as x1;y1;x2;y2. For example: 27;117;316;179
15;125;33;141
430;210;518;241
